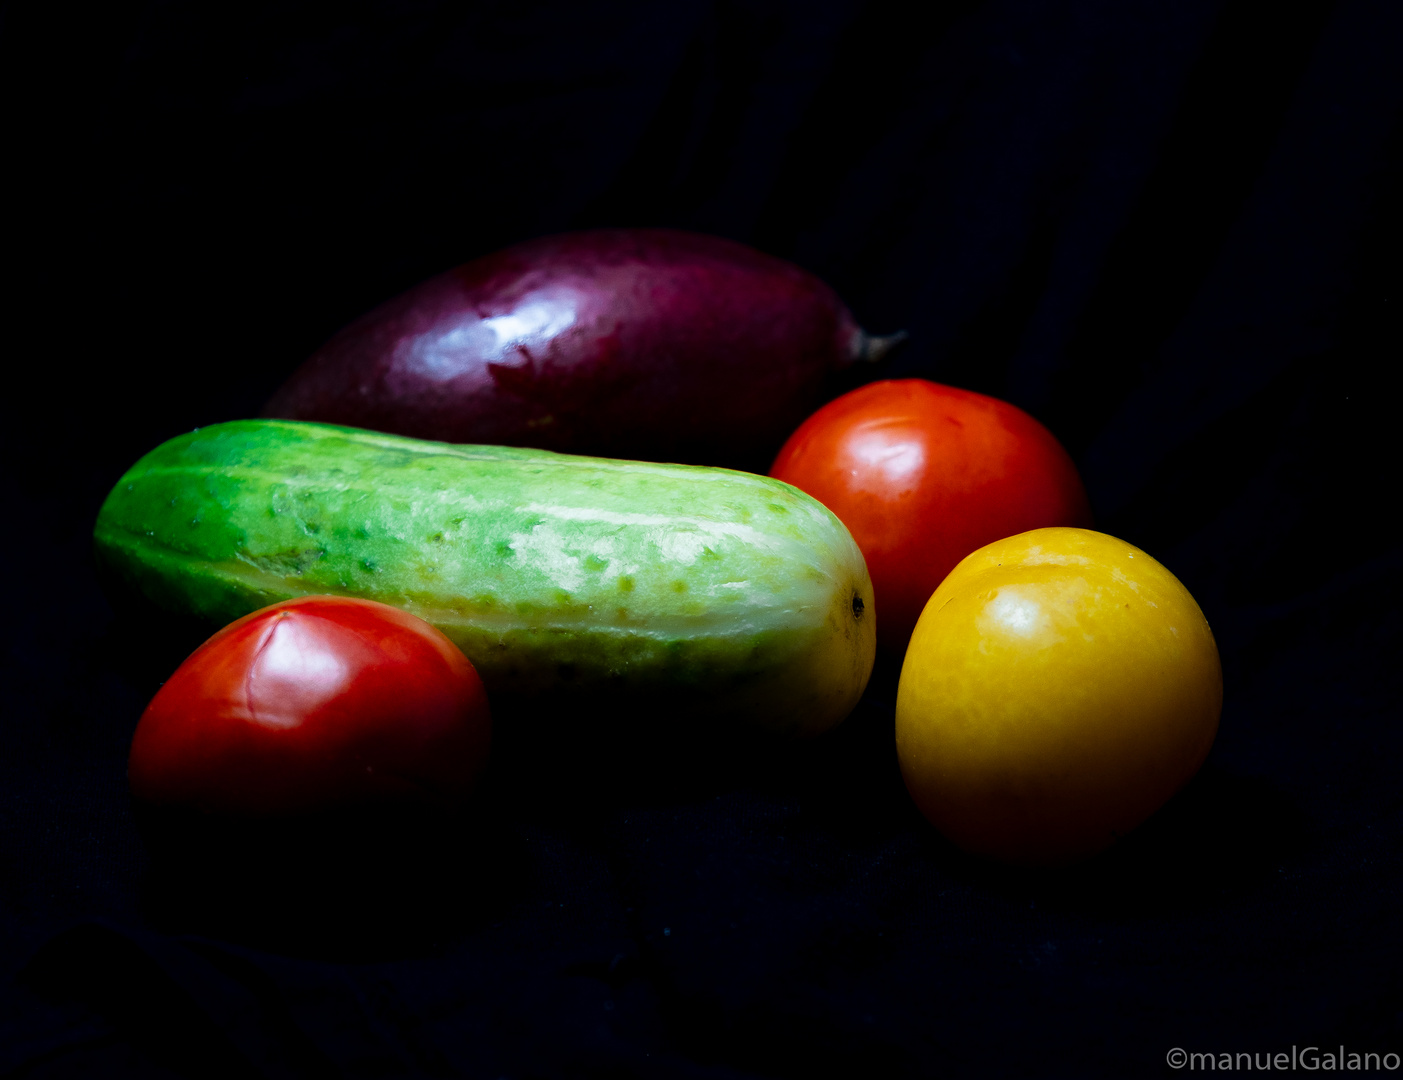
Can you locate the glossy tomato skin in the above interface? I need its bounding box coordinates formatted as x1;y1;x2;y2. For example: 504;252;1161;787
770;379;1092;652
895;528;1222;865
129;596;491;815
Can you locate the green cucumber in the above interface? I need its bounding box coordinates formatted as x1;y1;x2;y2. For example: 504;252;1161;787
95;420;875;736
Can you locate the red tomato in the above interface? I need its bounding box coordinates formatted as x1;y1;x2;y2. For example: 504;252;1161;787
770;379;1092;652
129;596;491;815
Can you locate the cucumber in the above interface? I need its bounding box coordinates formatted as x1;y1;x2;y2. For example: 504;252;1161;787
95;420;875;736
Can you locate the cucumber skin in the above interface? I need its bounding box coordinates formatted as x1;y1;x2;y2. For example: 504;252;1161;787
95;420;875;736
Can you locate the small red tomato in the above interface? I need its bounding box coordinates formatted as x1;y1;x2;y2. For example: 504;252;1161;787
129;596;491;815
770;379;1092;652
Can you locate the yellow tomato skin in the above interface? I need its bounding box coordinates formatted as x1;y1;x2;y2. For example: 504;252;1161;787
895;528;1221;865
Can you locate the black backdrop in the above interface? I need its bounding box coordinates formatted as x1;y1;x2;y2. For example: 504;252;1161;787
4;2;1403;1077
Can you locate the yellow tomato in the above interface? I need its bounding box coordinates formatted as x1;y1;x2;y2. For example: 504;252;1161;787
895;527;1221;865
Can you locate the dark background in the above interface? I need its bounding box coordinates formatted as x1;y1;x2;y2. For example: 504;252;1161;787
3;1;1402;1076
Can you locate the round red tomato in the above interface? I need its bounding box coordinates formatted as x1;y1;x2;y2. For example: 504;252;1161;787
129;596;492;815
770;379;1092;652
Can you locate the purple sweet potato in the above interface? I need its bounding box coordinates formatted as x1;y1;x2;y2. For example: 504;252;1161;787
263;229;899;468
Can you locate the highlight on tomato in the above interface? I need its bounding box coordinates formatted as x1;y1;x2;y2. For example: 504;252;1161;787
128;596;492;815
770;379;1092;653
